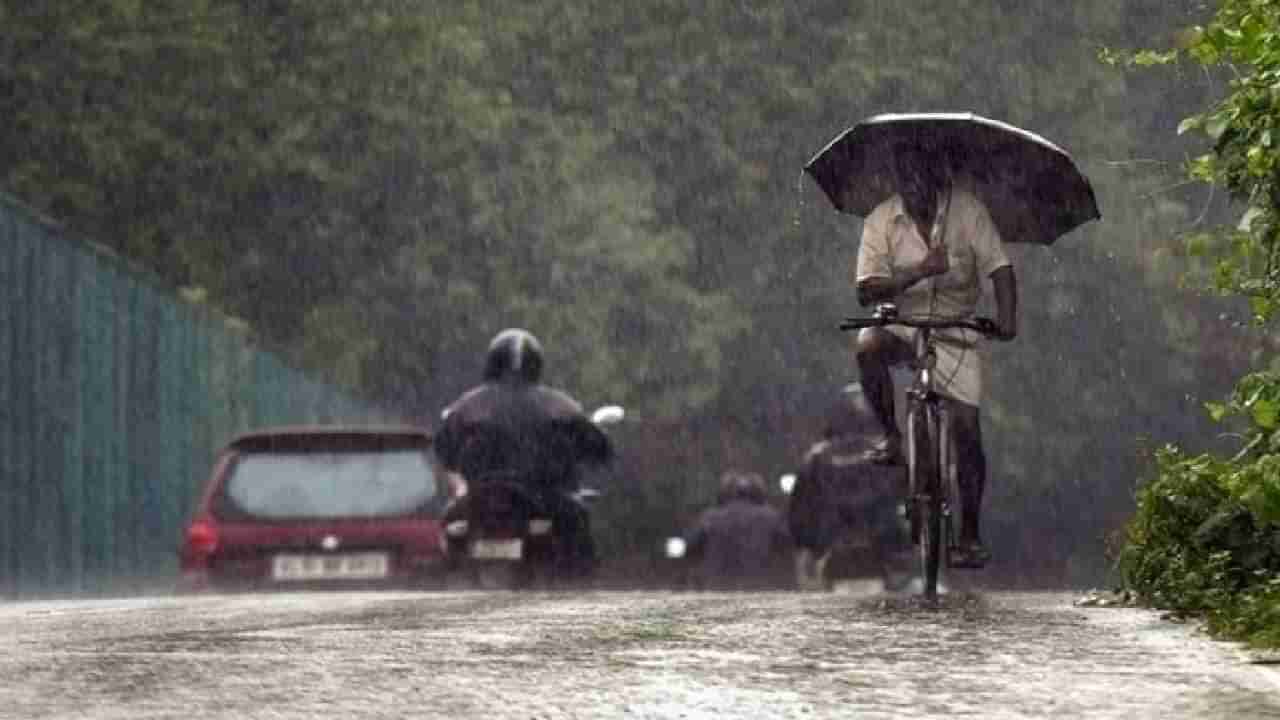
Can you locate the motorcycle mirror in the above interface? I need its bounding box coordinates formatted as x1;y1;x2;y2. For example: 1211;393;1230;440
590;405;625;425
664;537;687;559
779;473;797;496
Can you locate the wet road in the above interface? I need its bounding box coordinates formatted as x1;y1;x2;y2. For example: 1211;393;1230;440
1;588;1278;719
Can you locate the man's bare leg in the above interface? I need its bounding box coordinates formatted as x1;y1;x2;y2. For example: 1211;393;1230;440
855;327;913;463
948;398;990;567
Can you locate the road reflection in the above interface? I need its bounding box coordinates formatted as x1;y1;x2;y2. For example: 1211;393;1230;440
0;590;1276;719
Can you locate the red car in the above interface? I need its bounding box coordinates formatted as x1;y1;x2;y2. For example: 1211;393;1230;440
178;426;453;591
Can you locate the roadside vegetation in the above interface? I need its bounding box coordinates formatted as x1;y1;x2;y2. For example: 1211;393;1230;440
1114;0;1280;648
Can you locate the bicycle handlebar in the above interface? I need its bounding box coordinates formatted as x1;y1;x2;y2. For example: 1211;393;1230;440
839;314;999;335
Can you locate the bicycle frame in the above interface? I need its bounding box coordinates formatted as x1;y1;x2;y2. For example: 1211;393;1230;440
904;325;957;600
840;304;991;600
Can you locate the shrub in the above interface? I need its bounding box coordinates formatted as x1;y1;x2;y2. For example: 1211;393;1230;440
1121;371;1280;648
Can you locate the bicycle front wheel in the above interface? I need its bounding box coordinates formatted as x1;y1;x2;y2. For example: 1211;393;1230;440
907;400;944;600
918;490;942;600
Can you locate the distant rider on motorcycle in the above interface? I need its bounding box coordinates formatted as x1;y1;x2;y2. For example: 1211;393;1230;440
434;328;613;576
790;383;909;589
681;471;794;591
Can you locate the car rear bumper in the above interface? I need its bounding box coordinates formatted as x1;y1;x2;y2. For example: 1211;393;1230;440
178;557;450;594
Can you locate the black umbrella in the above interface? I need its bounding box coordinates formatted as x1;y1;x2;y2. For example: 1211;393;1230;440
804;112;1100;245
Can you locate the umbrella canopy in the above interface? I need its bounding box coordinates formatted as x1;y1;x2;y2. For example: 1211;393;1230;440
803;112;1100;245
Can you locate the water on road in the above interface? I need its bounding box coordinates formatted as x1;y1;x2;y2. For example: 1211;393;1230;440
0;589;1277;719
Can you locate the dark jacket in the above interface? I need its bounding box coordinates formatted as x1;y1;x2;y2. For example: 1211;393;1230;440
788;384;906;553
789;439;906;554
434;381;613;491
686;498;793;591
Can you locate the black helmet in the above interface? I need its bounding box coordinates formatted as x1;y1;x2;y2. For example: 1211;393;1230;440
823;383;884;440
717;471;767;505
483;328;544;383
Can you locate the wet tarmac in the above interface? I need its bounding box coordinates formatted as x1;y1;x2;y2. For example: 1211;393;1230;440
0;588;1277;719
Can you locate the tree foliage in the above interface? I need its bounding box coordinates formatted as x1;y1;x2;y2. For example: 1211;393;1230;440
1113;0;1280;320
1112;0;1280;647
0;0;1254;584
1121;380;1280;647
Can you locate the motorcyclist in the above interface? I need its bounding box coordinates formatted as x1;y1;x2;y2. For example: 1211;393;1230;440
681;471;794;591
789;383;909;589
434;328;613;577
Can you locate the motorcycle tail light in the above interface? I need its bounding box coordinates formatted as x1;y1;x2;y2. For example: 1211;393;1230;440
445;520;470;537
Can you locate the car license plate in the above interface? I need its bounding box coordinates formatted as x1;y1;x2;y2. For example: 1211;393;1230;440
470;538;523;560
272;552;389;581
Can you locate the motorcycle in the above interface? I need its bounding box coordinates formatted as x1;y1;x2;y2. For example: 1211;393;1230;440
662;472;796;592
442;405;623;590
779;470;917;593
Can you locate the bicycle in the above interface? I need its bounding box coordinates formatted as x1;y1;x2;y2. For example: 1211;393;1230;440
839;302;998;601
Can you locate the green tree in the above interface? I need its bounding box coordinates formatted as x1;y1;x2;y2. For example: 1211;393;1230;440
1113;0;1280;648
1159;0;1280;321
2;0;1253;585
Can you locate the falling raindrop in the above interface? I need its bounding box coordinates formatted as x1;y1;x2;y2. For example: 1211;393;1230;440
793;169;809;228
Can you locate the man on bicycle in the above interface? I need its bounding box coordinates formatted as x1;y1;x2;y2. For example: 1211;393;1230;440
852;146;1017;568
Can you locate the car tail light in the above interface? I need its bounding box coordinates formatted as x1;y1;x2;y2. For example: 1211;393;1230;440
186;517;220;556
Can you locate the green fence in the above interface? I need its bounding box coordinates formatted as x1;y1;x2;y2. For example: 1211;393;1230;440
0;193;396;598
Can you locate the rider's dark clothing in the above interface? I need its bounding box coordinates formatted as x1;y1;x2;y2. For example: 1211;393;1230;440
789;385;909;574
435;379;613;572
789;437;907;557
685;497;793;591
434;381;611;489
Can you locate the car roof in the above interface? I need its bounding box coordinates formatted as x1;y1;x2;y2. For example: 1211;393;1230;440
225;425;433;452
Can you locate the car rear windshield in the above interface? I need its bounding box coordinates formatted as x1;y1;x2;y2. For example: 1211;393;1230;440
221;448;439;519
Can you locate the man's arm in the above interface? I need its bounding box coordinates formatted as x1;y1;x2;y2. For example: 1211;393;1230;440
965;188;1015;340
990;265;1017;341
857;268;926;306
856;240;950;306
433;409;466;471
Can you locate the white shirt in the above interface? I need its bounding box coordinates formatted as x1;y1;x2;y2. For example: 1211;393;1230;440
855;184;1010;406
